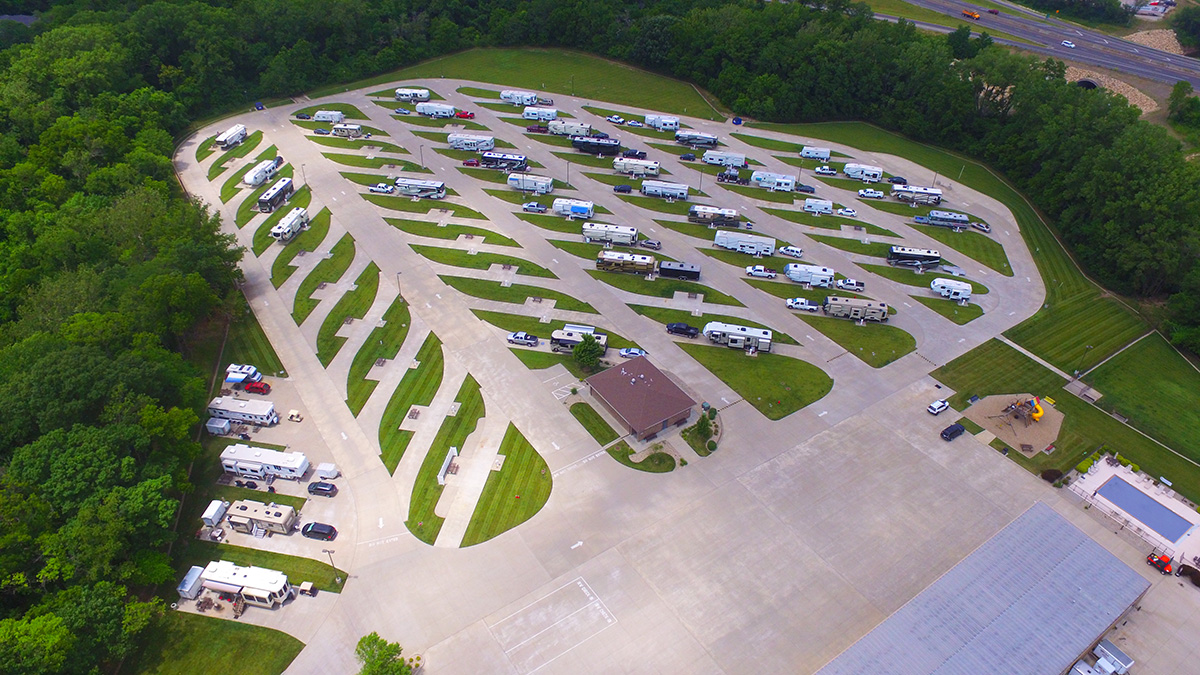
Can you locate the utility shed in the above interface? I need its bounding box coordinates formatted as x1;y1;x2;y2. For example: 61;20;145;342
816;502;1150;675
585;357;695;441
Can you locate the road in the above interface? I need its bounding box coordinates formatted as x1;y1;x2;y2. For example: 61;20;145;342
884;0;1200;89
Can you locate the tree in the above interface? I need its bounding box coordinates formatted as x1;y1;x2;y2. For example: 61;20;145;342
572;334;603;371
355;632;413;675
1172;5;1200;49
694;413;711;441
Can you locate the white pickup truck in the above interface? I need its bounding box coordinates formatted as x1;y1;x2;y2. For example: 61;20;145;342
815;166;837;176
858;188;885;199
837;278;866;292
746;265;777;279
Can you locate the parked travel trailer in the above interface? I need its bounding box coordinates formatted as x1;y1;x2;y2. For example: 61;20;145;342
225;364;263;383
800;146;831;161
500;90;540;106
891;184;943;205
201;500;228;527
803;198;834;215
507;173;554;193
200;561;294;609
931;278;973;301
206;397;279;426
658;261;701;280
548;120;592;136
713;230;775;256
550;330;608;354
270;207;308;242
313;110;345;123
640;180;689;200
447;134;495;151
219;443;309;480
688;205;740;227
480;152;528;171
925;210;971;230
522;106;558;121
243;157;282;187
215;124;247;150
582;222;638;245
612;158;660;176
595;250;656;274
552;198;594;218
702;322;773;352
393;178;447;199
645;114;680;131
331;123;362;138
888;246;942;267
226;500;298;536
843;163;884;182
571;136;621;155
394;88;431;101
824;296;889;322
257;177;294;213
415;102;456;118
675;130;718;147
702;151;747;168
785;264;836;287
750;171;797;191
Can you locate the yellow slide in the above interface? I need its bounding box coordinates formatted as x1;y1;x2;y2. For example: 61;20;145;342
1030;397;1044;422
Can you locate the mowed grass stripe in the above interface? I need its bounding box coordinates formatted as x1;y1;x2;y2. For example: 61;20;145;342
410;244;556;278
316;263;380;367
439;275;597;313
678;344;832;420
293;234;355;325
461;423;552;547
347;297;411;416
378;333;444;473
387;217;518;247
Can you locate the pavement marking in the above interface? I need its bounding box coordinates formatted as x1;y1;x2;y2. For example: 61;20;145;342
806;334;814;341
818;411;827;417
552;449;606;477
360;534;402;547
551;385;574;400
1009;311;1016;316
570;541;583;549
721;397;730;404
1026;277;1031;282
341;432;348;440
488;578;616;674
958;338;965;343
378;517;384;528
552;442;559;450
552;258;559;264
903;301;911;307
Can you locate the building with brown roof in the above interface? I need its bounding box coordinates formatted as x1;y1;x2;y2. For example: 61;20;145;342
585;356;696;441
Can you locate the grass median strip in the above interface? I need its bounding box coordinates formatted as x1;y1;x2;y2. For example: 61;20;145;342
410;244;556;278
387;217;517;247
912;296;983;325
307;135;407;154
407;376;485;545
472;309;637;349
915;225;1011;276
396;115;488;131
195;134;218;163
176;539;346;594
618;195;692;216
323;152;428;172
457;86;500;98
347;297;411;416
206;130;263;180
235;165;293;228
293;233;355;325
294;102;369;119
220;143;277;203
798;314;915;368
363;193;485;219
629;304;798;345
607;440;675;473
858;263;989;295
569;402;619;445
292;119;389;136
461;423;552;547
378;333;444;474
509;349;592;379
268;204;326;284
549;240;675;263
440;275;597;313
678;344;832;420
587;270;743;307
316;263;380;367
127;611;303;675
718;183;796;204
809;234;892;259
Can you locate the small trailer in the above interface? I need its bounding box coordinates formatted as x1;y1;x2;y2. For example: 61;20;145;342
331;123;361;138
415;102;456;118
394;88;431;102
582;222;638;245
703;322;773;352
313;110;345;123
500;90;540;106
702;151;747;168
824;296;889;322
713;230;775;256
612;157;660;176
640;180;689;200
785;264;836;288
215;124;247;150
553;198;594;218
448;134;495;151
658;261;701;280
548;120;592;136
801;146;831;161
803;198;834;215
207;397;279;426
843;163;884;182
507;173;554;193
645;114;680;131
595;250;656;274
931;278;972;301
750;171;797;192
522;106;558;121
688;205;740;227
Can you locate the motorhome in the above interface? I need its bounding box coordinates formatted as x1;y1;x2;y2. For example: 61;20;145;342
713;230;775;256
925;210;971;230
448;134;495;151
313;110;345;123
257;177;294;213
500;90;540;106
415;102;456;118
843;163;884;182
243;158;282;187
548;120;592;136
507;173;554;193
612;157;660;176
331;123;362;138
702;151;747;168
571;136;621;155
931;278;973;301
702;322;773;352
394;88;431;102
658;261;701;280
393;178;446;199
215;124;247;150
640;180;689;200
206;397;279;426
891;184;943;205
200;560;294;609
552;198;594;218
550;330;608;354
803;198;834;215
785;264;836;287
582;222;638;245
522;106;558;121
270;207;308;242
595;250;656;274
688;205;740;227
824;296;889;322
675;130;718;147
645;114;680;131
800;146;831;161
480;152;528;171
750;171;797;191
219;443;309;480
888;246;942;268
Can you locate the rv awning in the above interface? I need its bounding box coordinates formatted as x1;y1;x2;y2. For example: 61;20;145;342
225;372;249;383
202;580;243;594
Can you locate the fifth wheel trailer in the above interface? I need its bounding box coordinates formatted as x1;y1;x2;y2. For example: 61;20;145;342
243;158;282;187
675;130;718;147
480;152;528;171
801;146;831;161
803;198;834;215
219;443;310;481
702;151;747;168
394;88;431;101
415;102;456;118
891;184;943;205
843;163;884;182
595;250;656;274
582;222;638;245
448;134;495;151
750;171;797;192
206;397;279;425
931;278;973;301
313;110;345;123
522;107;558;121
640;180;689;200
501;90;540;105
645;114;680;131
612;158;660;176
713;230;775;256
507;173;554;193
215;124;247;150
688;205;740;227
553;198;594;218
548;120;592;136
703;322;773;352
824;296;889;322
785;264;835;287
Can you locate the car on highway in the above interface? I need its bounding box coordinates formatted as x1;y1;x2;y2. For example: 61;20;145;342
927;399;950;415
971;221;992;233
613;184;632;193
314;128;331;135
640;239;662;250
815;165;837;176
786;298;820;312
986;8;1000;13
455;110;475;119
606;114;625;124
462;158;480;167
837;208;858;218
395;107;411;115
301;523;337;541
244;381;271;395
666;322;700;338
1147;553;1174;575
627;120;644;127
680;153;696;161
619;348;648;358
940;423;966;442
507;332;539;347
368;183;395;194
295;113;312;120
778;245;804;259
888;176;908;184
307;482;338;497
796;184;816;193
837;278;865;291
1061;40;1076;48
521;202;546;213
622;149;647;159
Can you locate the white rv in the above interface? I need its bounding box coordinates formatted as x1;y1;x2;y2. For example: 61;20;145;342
500;90;540;106
824;296;889;322
801;146;831;161
393;178;446;199
640;180;689;200
750;171;796;192
200;561;294;609
522;106;558;121
843;163;884;182
582;222;638;245
394;87;431;102
891;185;943;205
448;134;494;151
931;278;973;301
675;130;718;147
415;102;456;118
595;251;656;274
703;322;773;352
713;230;775;256
702;151;746;168
270;207;309;242
225;364;263;383
331;123;362;138
220;443;310;480
207;397;279;426
548;120;591;136
688;205;740;226
553;198;594;218
612;157;660;176
242;158;281;187
313;110;345;123
645;114;680;131
507;173;554;193
215;124;247;150
803;198;834;215
785;264;835;287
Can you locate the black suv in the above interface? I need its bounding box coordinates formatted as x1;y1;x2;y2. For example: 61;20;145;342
666;322;700;338
307;482;338;497
301;522;337;540
679;153;696;161
622;149;647;159
940;424;966;442
888;176;908;184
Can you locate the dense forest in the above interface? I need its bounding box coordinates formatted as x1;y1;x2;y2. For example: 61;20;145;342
1;0;1198;671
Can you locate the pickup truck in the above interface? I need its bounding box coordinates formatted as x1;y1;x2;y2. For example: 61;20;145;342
746;265;777;279
455;111;475;119
526;125;548;133
913;216;930;224
786;298;820;312
837;278;865;292
858;189;885;199
368;183;395;194
815;166;837;176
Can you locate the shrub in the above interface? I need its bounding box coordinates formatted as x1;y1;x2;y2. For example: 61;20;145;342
706;440;717;452
695;414;712;440
707;407;717;420
680;458;688;466
1118;456;1131;467
1041;469;1063;483
1130;463;1140;473
1077;459;1094;474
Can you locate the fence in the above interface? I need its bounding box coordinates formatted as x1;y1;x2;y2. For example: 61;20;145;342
1067;481;1176;558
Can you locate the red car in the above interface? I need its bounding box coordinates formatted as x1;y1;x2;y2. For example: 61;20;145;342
455;111;475;119
1147;554;1173;575
462;158;480;167
243;381;271;395
526;125;548;133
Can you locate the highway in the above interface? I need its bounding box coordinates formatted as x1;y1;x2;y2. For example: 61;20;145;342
883;0;1200;89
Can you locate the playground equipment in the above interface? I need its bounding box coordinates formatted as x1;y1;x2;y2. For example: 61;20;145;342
1030;397;1044;422
989;397;1044;431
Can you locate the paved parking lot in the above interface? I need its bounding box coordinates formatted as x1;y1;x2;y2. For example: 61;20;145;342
172;80;1200;674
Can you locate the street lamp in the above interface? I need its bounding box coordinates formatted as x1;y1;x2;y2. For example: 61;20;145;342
322;549;342;584
565;159;571;188
698;167;704;195
419;145;424;170
301;163;307;186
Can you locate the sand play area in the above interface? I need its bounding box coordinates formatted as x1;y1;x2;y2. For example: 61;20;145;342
963;394;1064;457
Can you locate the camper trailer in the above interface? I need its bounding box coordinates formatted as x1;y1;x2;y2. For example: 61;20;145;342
215;124;247;150
393;178;446;199
552;198;594;219
785;264;836;287
243;158;282;187
448;134;495;151
550;330;608;354
219;443;309;480
507;173;554;193
200;561;294;609
226;500;298;535
522;106;558;121
640;180;689;200
394;88;431;102
331;123;362;138
750;171;797;192
931;278;973;301
500;90;540;106
675;130;718;147
713;230;775;256
258;177;294;213
595;250;656;274
645;114;680;131
843;163;884;182
313;110;345;123
612;158;660;176
658;261;701;280
803;198;834;215
571;136;621;155
206;397;279;426
924;210;971;230
891;185;943;205
824;296;889;322
688;205;740;227
702;151;747;168
548;120;592;136
800;146;831;161
480;152;528;171
702;322;773;352
270;207;309;242
582;222;638;245
415;102;456;118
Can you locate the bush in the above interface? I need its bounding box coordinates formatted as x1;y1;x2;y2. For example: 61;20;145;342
1077;459;1094;474
1118;456;1131;467
707;407;717;420
695;414;711;441
706;440;717;452
1041;469;1064;483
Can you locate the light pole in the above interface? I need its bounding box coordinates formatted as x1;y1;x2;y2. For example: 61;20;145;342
698;167;704;195
322;549;341;584
302;163;307;186
419;145;424;170
565;159;571;188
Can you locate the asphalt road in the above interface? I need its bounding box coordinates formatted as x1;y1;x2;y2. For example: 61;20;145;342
885;0;1200;89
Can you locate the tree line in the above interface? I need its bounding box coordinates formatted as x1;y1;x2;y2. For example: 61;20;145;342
0;0;1197;671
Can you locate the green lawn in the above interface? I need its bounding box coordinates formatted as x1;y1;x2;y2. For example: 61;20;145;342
915;225;1012;276
457;166;511;184
1084;333;1200;463
652;218;714;240
518;213;595;234
569;402;619;445
761;207;887;233
387;217;518;247
678;344;833;420
932;339;1066;411
799;315;915;368
175;539;347;594
587;270;743;307
809;234;892;259
362;193;486;220
292;119;389;136
407;376;486;544
269;204;327;286
628;304;798;345
743;279;871;306
378;333;444;473
912;296;983;325
457;86;501;98
307;136;407;154
864;200;936;218
718;183;797;204
582;172;637;188
730;133;805;153
461;423;553;547
858;263;989;295
1005;295;1147;375
439;275;597;313
292;234;355;325
316;263;380;367
699;249;808;278
552;151;615;169
618;195;693;216
509;348;593;379
647;142;696;156
467;102;518;112
195;134;218;163
472;309;637;350
294;102;370;119
220;143;277;203
395;115;488;131
223;299;288;380
607;440;676;473
235;164;294;228
322;152;427;172
524;133;576;148
548;240;674;263
410;244;556;278
347;297;411;416
125;611;302;675
413;131;516;148
206;130;263;180
339;171;393;186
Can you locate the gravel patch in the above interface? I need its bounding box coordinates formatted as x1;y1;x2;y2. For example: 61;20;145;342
1124;29;1184;55
1064;66;1159;114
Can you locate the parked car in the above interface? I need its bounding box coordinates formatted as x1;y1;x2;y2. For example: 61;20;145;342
927;399;950;415
507;332;539;347
837;278;865;291
613;184;632;193
786;298;820;312
888;176;908;184
746;265;777;279
301;523;337;540
295;113;312;120
815;165;837;176
606;114;625;124
627;120;644;127
858;189;885;199
307;482;338;497
462;158;480;167
639;239;662;250
394;107;411;115
778;245;804;259
986;8;1000;13
619;348;648;358
940;424;966;442
1147;553;1174;575
796;184;816;194
255;102;265;111
244;381;271;395
314;128;331;135
680;153;696;161
971;221;992;233
1061;40;1076;48
622;149;647;159
526;124;548;133
369;183;395;194
521;202;546;213
591;131;609;139
666;322;700;338
455;110;475;119
837;208;858;218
